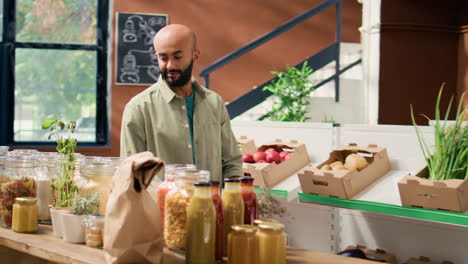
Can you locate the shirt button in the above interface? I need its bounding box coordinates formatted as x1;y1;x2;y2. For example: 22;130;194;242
188;144;192;149
181;105;186;110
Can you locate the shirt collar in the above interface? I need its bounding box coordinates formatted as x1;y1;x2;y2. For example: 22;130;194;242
157;76;207;103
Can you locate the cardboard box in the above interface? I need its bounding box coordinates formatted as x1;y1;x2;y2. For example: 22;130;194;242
404;256;454;264
398;167;468;213
344;244;396;264
237;136;257;155
298;143;391;199
242;139;310;188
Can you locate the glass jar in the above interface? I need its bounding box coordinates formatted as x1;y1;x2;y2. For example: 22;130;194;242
8;149;38;157
240;177;258;225
164;169;200;251
199;170;210;181
228;225;258;264
81;157;125;216
186;182;216;264
34;152;59;221
1;157;38;228
253;218;278;226
156;164;195;229
83;215;105;247
222;178;245;254
257;222;286;264
0;146;9;181
12;197;38;233
210;180;224;262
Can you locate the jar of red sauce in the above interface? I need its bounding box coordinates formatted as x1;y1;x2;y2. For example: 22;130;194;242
240;177;258;225
210;180;224;262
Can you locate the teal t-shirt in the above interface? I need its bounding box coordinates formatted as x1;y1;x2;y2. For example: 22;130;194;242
184;91;195;162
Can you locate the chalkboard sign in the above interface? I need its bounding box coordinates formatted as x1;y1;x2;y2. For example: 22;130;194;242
116;12;168;85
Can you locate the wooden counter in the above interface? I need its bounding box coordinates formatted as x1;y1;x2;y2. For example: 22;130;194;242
0;225;375;264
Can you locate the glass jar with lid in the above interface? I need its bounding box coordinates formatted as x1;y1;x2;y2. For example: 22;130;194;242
186;181;216;264
156;164;195;229
8;149;38;157
80;157;125;216
34;152;59;221
257;222;287;264
210;180;224;262
12;197;38;233
240;177;258;225
0;146;9;180
164;169;200;251
222;178;245;254
228;224;258;264
1;156;38;227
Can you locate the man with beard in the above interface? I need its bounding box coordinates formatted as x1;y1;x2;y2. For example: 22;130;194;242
120;24;242;181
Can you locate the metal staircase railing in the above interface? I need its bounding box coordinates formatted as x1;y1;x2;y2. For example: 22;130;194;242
199;0;361;119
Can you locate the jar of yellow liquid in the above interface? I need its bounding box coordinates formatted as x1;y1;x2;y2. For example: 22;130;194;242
12;197;38;233
186;181;216;264
222;178;244;254
257;222;286;264
228;225;258;264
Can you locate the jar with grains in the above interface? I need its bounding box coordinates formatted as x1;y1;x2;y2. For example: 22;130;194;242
257;222;286;264
12;197;38;233
164;169;200;251
156;164;195;229
228;225;258;264
222;178;245;255
1;156;38;228
80;157;125;216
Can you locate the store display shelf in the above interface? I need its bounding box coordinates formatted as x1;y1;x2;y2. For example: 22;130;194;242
298;192;468;227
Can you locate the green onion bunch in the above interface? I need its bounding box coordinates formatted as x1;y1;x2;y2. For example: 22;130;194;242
411;84;467;181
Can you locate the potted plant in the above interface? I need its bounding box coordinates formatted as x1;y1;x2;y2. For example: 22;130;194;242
42;115;79;237
261;61;316;122
62;192;100;243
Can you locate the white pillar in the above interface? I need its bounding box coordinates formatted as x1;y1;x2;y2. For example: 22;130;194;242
358;0;381;125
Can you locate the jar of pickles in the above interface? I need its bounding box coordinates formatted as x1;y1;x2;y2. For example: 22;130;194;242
156;164;195;229
81;157;125;216
12;197;38;233
257;222;286;264
164;169;200;251
1;156;38;228
228;225;258;264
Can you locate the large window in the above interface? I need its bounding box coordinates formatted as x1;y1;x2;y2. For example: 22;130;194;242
0;0;109;145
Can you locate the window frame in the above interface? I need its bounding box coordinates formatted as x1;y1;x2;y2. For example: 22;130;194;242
0;0;109;147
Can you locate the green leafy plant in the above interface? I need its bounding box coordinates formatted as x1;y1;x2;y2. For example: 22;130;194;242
411;84;467;181
42;115;79;208
322;114;337;124
71;193;100;216
262;61;316;122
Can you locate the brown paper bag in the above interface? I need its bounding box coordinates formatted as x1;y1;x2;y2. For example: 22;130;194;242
104;151;165;264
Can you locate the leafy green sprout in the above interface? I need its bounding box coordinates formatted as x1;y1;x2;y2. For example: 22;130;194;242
41;115;79;208
71;192;100;216
411;84;467;181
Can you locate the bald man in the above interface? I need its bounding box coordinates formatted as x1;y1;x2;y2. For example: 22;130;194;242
120;24;242;181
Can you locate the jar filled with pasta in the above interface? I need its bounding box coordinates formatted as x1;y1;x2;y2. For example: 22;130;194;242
164;169;200;251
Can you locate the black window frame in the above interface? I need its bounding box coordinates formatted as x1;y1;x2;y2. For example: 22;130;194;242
0;0;109;147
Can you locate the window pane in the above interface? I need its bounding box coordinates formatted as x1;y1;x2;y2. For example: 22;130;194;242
14;49;97;142
16;0;97;44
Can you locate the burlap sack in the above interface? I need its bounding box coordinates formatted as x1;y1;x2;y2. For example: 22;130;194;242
104;151;164;264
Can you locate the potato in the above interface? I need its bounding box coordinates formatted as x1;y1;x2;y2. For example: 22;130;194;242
320;164;332;170
330;161;343;169
332;164;348;171
344;154;368;170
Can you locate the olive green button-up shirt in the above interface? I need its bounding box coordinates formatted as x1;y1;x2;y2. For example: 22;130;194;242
120;77;242;181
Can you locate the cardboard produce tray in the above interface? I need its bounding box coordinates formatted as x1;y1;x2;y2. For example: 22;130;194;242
237;136;257;155
398;167;468;213
242;139;310;188
298;143;391;199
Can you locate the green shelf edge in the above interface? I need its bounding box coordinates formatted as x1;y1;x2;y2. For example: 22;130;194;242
254;187;288;199
298;193;468;227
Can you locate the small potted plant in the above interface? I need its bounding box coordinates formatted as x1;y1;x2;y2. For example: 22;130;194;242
42;115;79;237
62;192;100;243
